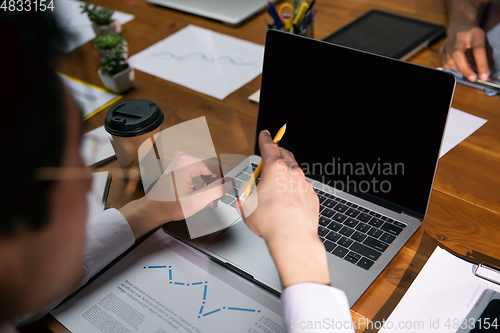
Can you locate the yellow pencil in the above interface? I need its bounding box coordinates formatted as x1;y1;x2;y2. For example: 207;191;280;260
237;123;287;205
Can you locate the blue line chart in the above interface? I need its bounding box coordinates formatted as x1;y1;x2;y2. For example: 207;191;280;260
148;52;259;67
143;265;261;318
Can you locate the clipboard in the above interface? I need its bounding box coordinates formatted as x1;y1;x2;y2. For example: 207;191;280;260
475;262;500;285
378;247;500;333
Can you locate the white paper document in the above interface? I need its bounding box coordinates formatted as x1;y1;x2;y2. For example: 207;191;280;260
54;0;135;53
52;230;284;333
440;108;487;158
81;126;115;167
58;73;122;120
128;25;265;100
378;247;500;333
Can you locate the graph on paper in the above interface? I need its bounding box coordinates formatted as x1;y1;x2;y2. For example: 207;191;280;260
143;264;261;319
128;25;264;100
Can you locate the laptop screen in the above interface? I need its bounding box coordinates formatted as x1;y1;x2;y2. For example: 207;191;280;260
256;30;455;220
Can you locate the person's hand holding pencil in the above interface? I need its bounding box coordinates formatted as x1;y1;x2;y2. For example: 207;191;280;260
237;123;287;205
236;128;330;288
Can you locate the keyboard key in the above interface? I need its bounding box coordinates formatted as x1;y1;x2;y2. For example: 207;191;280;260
323;240;336;252
333;203;348;213
326;231;341;243
242;166;254;175
337;236;353;248
363;236;389;252
344;217;358;228
345;208;360;218
332;246;348;258
367;228;383;238
380;233;396;244
314;188;325;195
368;218;384;228
320;207;335;218
319;216;331;226
234;178;243;188
355;222;371;233
350;242;382;261
339;226;355;237
350;231;367;242
347;251;361;261
320;196;329;205
380;222;403;236
221;195;236;205
236;172;251;181
327;221;343;232
393;221;407;228
323;199;336;209
344;254;359;264
318;226;329;237
356;212;372;222
332;212;347;223
357;257;375;270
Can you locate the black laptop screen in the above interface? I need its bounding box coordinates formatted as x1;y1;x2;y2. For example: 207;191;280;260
255;30;455;219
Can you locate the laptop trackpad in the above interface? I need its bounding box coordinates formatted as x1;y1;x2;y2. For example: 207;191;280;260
206;221;282;291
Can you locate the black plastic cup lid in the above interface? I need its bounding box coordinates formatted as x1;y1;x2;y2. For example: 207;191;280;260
104;99;164;137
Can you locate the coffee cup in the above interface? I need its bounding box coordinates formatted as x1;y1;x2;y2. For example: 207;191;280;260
104;99;164;168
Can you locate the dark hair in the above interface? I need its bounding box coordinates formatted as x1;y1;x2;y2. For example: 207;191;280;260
0;11;67;234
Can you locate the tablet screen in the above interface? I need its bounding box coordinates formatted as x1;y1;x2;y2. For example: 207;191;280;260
322;10;445;59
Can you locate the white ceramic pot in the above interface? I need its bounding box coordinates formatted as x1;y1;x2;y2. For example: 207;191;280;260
98;66;134;94
95;41;128;59
92;20;122;36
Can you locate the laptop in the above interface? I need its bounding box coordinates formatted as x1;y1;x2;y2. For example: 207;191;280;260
146;0;279;26
163;29;456;306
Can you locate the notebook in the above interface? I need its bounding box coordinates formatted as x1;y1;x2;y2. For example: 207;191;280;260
88;171;112;218
164;30;456;306
81;126;116;167
145;0;278;26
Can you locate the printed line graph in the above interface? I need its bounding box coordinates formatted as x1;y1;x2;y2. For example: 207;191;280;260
149;52;259;67
143;265;261;318
127;25;264;99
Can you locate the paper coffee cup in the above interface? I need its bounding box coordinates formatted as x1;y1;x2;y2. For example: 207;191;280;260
104;99;164;168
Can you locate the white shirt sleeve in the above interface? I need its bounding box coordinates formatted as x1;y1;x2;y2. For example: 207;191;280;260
15;208;135;327
281;283;355;333
81;208;136;284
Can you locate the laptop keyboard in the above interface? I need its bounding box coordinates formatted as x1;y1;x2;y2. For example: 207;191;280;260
221;162;407;271
220;163;259;207
314;187;407;270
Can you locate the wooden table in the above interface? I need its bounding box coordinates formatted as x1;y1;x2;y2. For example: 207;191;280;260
24;0;500;331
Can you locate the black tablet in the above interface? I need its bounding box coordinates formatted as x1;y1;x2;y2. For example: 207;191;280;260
322;10;445;60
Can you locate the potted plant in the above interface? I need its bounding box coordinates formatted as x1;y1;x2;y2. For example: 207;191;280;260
94;32;128;59
98;47;134;94
81;2;121;36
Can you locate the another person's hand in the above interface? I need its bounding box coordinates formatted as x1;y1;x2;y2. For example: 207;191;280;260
440;25;493;81
120;152;233;239
238;130;330;288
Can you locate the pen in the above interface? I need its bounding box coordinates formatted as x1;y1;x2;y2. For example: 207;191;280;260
237;124;287;205
304;0;315;15
293;1;309;26
267;1;283;30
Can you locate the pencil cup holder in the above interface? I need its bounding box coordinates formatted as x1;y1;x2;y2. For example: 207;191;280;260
297;19;314;38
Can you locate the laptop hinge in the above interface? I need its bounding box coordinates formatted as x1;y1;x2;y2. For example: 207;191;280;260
401;210;421;221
